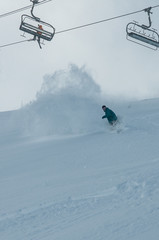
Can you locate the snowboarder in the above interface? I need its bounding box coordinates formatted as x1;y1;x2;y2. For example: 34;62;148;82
102;105;118;125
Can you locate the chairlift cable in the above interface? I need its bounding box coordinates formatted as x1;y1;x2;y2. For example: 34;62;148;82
0;0;52;19
55;5;159;35
0;39;34;48
1;4;159;48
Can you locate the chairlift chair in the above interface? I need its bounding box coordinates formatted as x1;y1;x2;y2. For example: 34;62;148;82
19;0;55;48
126;22;159;50
126;7;159;50
20;14;55;41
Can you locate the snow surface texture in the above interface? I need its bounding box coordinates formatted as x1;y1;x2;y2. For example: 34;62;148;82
0;65;159;240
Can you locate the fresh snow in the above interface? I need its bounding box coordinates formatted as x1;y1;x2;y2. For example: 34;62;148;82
0;65;159;240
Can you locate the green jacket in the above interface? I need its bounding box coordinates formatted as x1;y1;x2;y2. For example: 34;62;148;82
102;107;117;124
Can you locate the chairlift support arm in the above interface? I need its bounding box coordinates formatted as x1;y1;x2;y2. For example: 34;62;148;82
30;0;40;21
142;7;152;29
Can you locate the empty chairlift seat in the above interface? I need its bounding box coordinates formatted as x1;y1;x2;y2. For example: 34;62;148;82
126;7;159;50
126;22;159;50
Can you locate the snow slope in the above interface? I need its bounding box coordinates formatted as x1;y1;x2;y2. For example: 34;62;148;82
0;65;159;240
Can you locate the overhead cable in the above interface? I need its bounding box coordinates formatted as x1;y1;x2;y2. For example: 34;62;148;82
0;0;52;19
0;39;33;48
56;5;159;34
